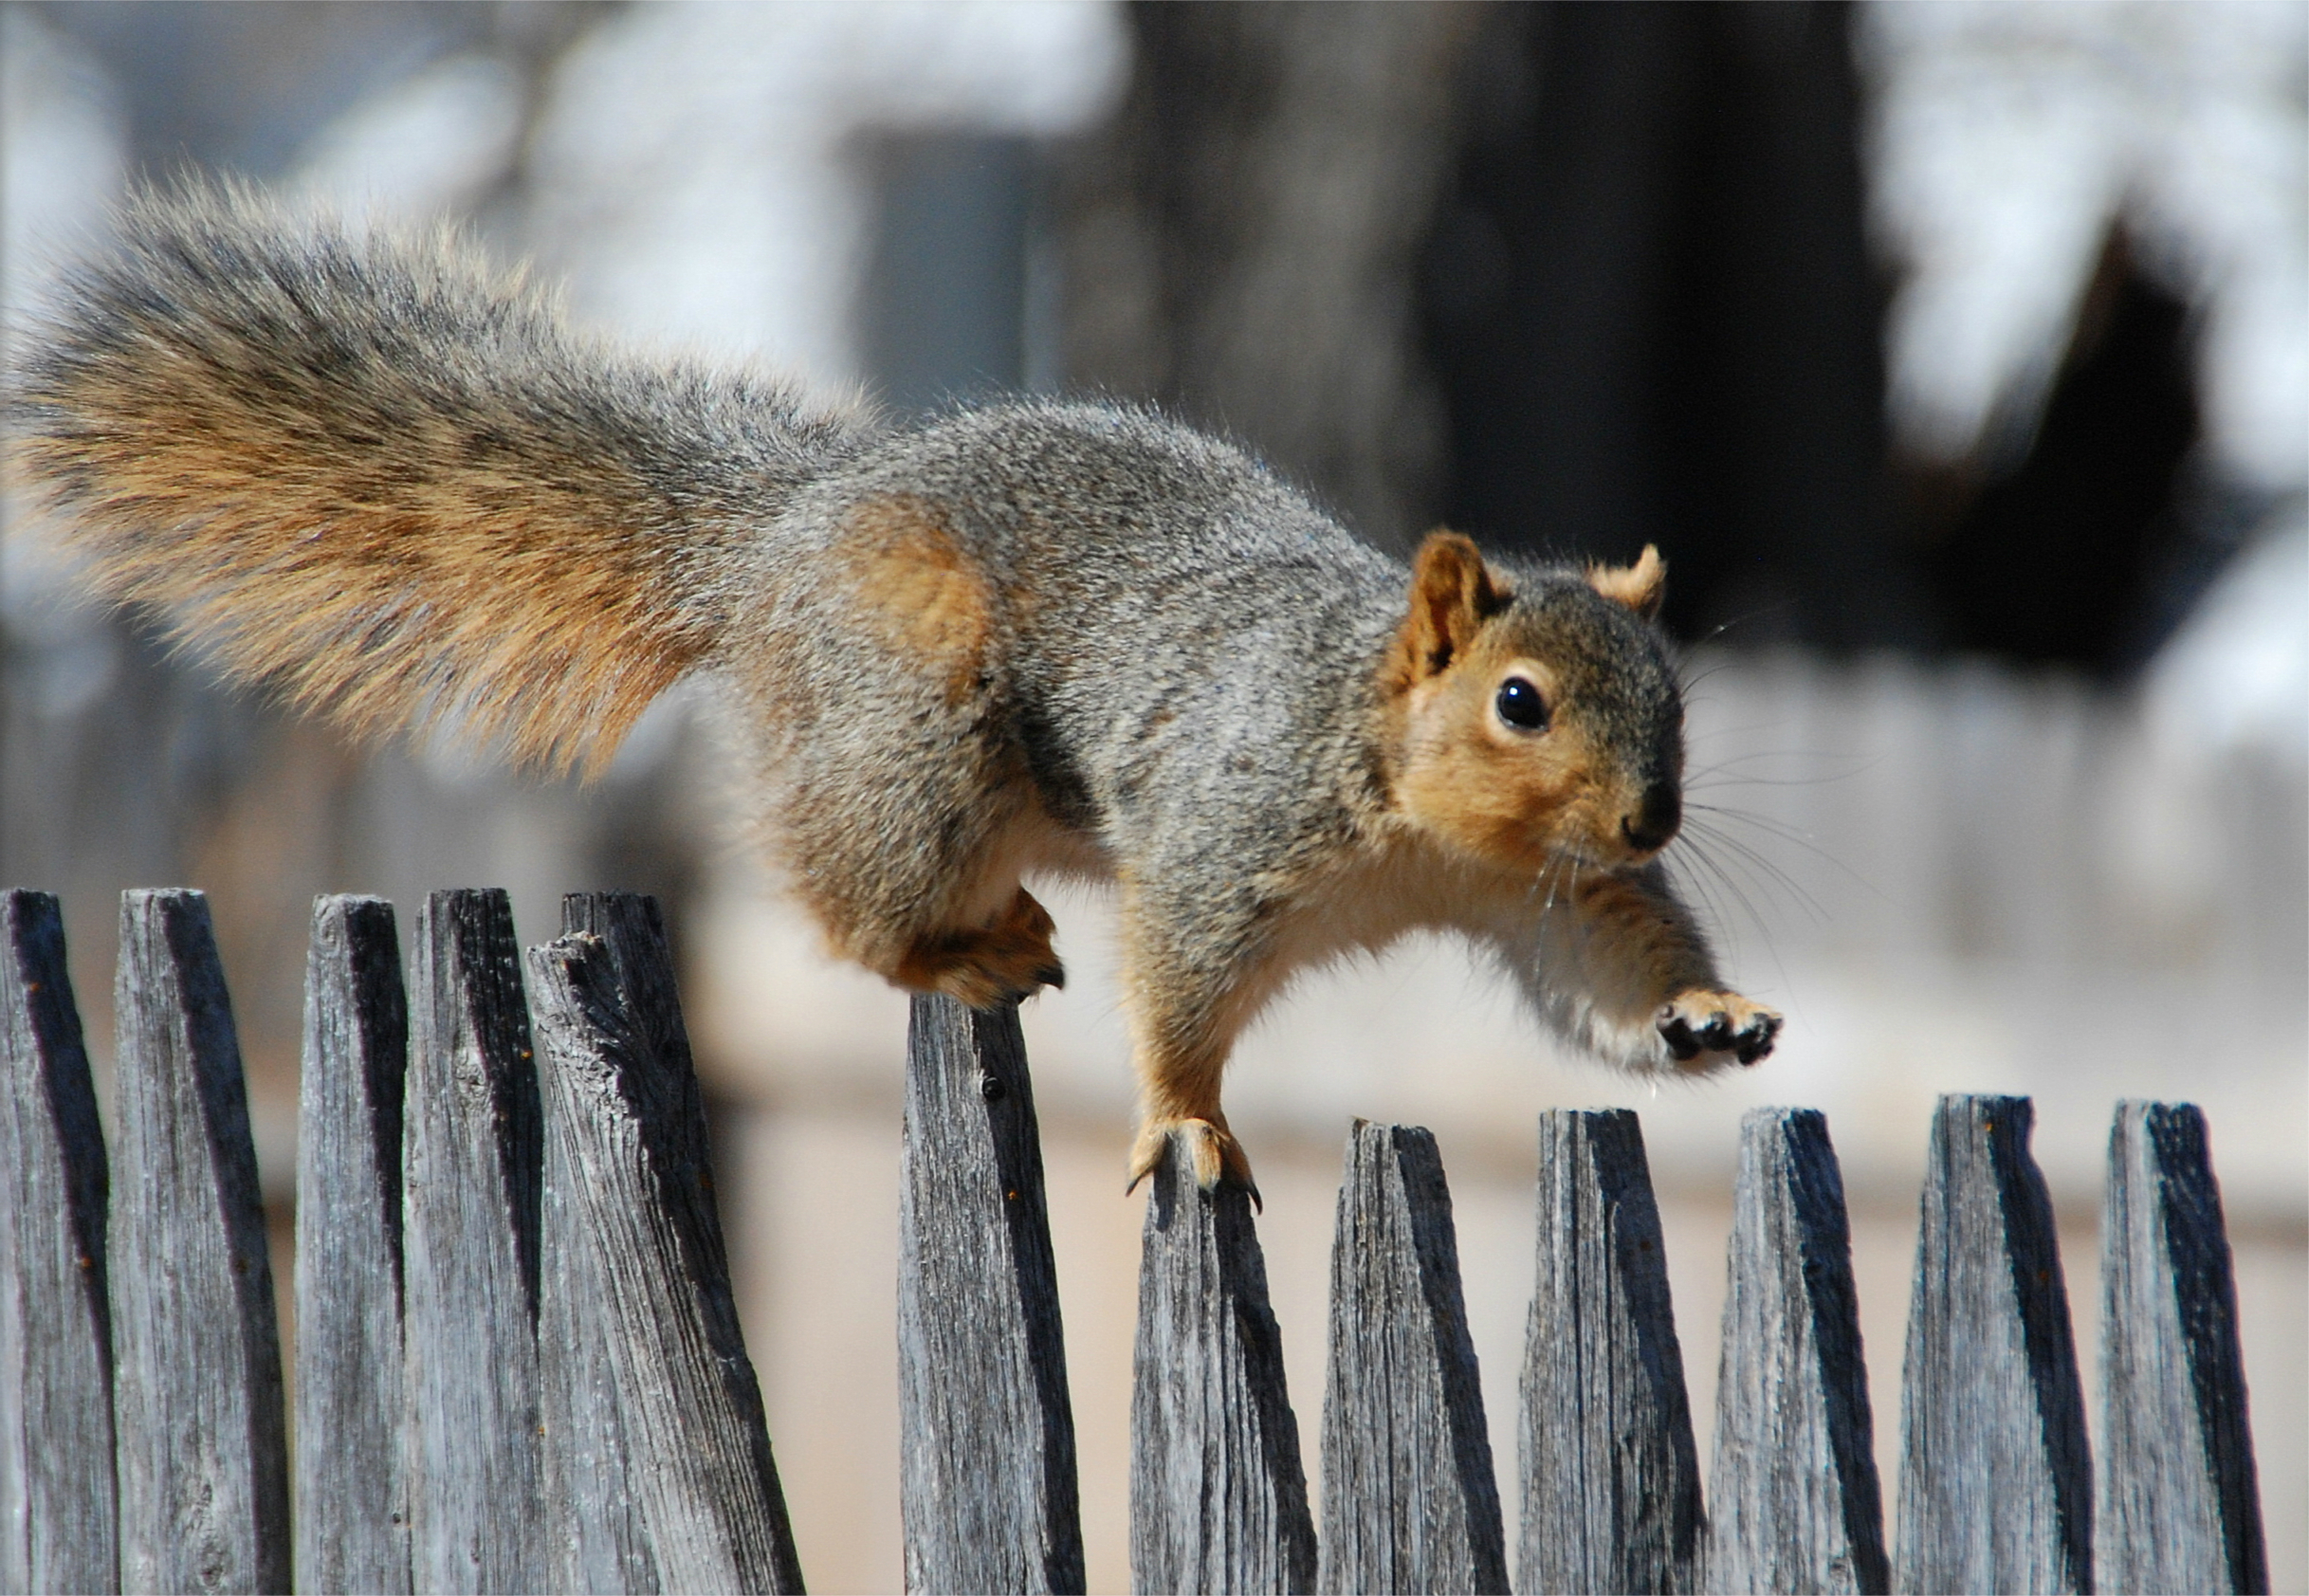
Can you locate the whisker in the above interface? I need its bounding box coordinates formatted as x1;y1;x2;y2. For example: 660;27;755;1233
1680;812;1824;903
1671;840;1744;952
1670;601;1800;664
1675;658;1740;697
1685;802;1884;897
1681;749;1886;787
1675;827;1768;926
1679;718;1812;749
1682;774;1850;794
1669;823;1813;1002
1674;847;1783;993
1678;815;1818;913
1677;820;1832;932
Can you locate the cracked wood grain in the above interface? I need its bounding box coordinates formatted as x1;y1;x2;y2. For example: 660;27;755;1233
1318;1121;1505;1595
900;992;1083;1594
1131;1134;1316;1594
2098;1100;2266;1595
0;890;116;1595
1517;1109;1701;1595
295;894;412;1594
404;889;543;1595
109;889;290;1595
1894;1094;2093;1595
531;893;803;1594
1704;1108;1886;1595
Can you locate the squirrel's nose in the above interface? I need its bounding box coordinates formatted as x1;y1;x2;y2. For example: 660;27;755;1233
1620;783;1680;853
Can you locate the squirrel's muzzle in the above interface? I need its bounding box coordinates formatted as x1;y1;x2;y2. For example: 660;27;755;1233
1620;781;1681;854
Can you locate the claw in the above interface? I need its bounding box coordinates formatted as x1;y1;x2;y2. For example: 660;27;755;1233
1127;1117;1259;1202
1734;1012;1782;1065
1657;1006;1702;1060
1659;990;1782;1069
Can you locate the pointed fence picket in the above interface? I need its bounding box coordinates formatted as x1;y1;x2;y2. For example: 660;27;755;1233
0;891;116;1595
402;889;546;1595
1704;1107;1886;1595
898;993;1083;1593
531;893;803;1592
0;885;2272;1596
292;895;409;1594
1519;1107;1706;1594
108;890;291;1596
2098;1100;2267;1595
1129;1132;1319;1593
1895;1094;2097;1594
1318;1121;1505;1594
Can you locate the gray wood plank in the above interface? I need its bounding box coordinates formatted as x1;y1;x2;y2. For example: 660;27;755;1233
0;890;117;1595
294;894;412;1595
1318;1121;1506;1595
537;908;653;1596
403;888;544;1595
530;894;804;1594
1130;1134;1317;1594
899;993;1083;1594
1894;1093;2093;1594
1703;1108;1886;1595
1517;1108;1701;1595
109;888;291;1594
2097;1101;2266;1594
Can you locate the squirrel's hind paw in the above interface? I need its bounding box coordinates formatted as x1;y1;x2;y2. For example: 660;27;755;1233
1127;1117;1260;1207
895;889;1065;1008
1658;990;1782;1068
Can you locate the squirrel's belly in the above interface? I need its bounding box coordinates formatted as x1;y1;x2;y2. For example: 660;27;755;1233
962;798;1115;926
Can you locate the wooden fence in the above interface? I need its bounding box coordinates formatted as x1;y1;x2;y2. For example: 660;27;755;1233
0;886;2269;1595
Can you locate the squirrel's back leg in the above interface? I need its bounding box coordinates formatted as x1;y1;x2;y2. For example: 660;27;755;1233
891;880;1065;1007
741;493;1065;1008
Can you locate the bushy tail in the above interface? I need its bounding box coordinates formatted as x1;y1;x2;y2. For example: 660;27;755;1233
7;184;868;775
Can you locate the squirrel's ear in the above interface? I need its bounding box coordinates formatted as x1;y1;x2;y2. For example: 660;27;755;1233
1399;530;1507;682
1588;544;1666;620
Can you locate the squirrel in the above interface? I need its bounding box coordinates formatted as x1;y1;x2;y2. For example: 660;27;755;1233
7;186;1780;1193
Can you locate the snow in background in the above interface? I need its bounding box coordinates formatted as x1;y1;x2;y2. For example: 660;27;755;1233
521;0;1125;385
1860;0;2306;490
1860;0;2308;770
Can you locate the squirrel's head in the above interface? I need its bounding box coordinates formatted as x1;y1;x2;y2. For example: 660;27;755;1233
1381;532;1683;874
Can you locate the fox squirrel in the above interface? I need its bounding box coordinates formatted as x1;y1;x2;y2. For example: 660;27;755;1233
7;187;1779;1192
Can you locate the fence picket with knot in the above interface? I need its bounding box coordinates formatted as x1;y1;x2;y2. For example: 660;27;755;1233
0;886;2267;1593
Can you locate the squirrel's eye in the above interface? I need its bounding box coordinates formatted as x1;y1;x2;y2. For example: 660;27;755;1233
1495;676;1548;731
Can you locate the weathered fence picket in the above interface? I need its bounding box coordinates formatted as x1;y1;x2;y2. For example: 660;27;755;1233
1317;1121;1507;1595
1704;1107;1887;1596
528;892;803;1593
1895;1093;2095;1594
2098;1100;2268;1595
1519;1108;1704;1595
0;890;116;1596
294;895;412;1595
108;889;291;1596
0;885;2279;1596
1131;1135;1318;1594
899;993;1084;1594
404;888;545;1594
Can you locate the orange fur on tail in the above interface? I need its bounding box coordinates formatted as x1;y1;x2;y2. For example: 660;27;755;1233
7;185;855;775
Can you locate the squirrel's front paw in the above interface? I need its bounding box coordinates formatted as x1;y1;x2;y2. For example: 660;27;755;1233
1127;1116;1259;1203
1658;990;1781;1067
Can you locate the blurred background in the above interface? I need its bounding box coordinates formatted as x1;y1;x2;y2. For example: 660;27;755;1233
3;2;2301;1588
